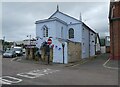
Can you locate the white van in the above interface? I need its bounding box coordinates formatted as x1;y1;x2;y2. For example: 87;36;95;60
12;47;23;56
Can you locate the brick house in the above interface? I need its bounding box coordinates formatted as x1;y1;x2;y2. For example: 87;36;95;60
109;0;120;60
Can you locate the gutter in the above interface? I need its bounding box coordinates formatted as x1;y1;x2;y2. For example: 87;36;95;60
89;30;90;58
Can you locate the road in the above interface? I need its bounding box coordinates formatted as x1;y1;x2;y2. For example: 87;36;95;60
1;54;118;85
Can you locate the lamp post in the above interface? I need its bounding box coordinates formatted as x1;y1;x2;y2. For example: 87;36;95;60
62;42;65;64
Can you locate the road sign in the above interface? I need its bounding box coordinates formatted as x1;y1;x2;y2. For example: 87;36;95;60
47;38;52;45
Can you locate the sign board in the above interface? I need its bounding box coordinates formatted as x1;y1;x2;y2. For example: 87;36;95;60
47;38;52;45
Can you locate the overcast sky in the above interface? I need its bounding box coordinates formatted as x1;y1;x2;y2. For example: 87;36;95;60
2;2;110;42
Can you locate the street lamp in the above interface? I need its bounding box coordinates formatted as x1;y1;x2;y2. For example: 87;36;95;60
62;42;65;64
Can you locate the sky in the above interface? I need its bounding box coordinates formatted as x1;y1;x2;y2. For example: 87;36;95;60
1;1;110;42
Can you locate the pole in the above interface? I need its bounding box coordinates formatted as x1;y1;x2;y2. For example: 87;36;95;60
63;46;64;64
48;53;50;64
47;45;50;64
30;35;31;46
62;43;65;64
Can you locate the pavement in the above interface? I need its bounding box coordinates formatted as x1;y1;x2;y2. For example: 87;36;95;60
13;53;119;69
1;53;119;85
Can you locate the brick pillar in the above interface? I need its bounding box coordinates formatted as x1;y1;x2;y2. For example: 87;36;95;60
109;1;120;60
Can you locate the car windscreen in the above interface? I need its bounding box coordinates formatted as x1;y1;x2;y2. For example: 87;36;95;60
14;48;22;51
5;50;13;53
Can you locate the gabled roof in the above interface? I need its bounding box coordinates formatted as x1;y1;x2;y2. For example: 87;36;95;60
82;22;96;34
49;10;97;34
95;33;101;45
35;8;96;35
48;10;81;23
35;17;67;25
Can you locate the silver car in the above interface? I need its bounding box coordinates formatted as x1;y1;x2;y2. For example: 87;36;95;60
3;50;16;58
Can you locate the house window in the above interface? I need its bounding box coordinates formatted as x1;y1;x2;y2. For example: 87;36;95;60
43;28;45;37
43;25;48;37
46;28;48;37
69;28;74;39
91;34;93;35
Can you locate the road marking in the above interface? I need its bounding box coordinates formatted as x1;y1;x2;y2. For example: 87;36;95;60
17;68;59;79
0;79;11;84
17;73;41;79
71;60;89;67
103;58;119;70
0;76;22;84
16;58;22;61
11;58;18;61
71;64;80;67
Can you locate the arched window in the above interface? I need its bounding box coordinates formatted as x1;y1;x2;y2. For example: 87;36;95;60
69;28;74;39
43;25;48;37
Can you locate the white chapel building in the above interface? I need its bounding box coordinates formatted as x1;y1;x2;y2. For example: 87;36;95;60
35;6;101;64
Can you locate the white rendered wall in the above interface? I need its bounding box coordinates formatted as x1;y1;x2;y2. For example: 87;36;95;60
36;21;56;48
55;21;67;39
68;23;82;42
82;25;96;58
51;12;81;24
82;27;89;58
96;37;101;52
90;32;95;56
101;46;106;53
36;20;68;63
53;39;68;64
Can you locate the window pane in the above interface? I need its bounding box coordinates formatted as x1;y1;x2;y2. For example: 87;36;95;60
46;28;48;37
43;28;45;37
42;26;48;37
69;28;74;39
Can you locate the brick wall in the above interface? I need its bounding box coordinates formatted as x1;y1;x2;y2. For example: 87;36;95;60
67;41;81;63
109;1;120;60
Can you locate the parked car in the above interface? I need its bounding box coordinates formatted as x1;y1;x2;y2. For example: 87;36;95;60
3;50;16;58
12;47;23;56
0;50;4;55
